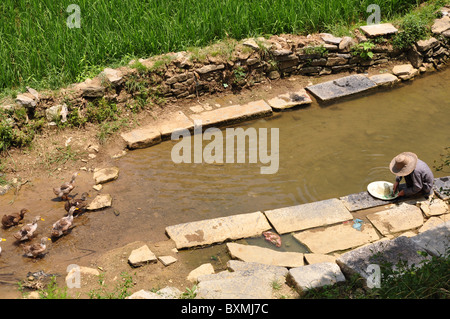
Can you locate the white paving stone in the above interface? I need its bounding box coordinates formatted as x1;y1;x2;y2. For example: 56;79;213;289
288;262;345;291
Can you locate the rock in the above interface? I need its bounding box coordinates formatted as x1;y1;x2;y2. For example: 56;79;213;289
288;262;345;291
81;84;105;98
339;36;355;52
26;87;40;101
120;126;161;149
266;89;312;110
155;286;182;299
45;104;66;122
242;38;259;50
433;176;450;200
92;184;102;191
86;194;112;210
410;221;450;256
392;63;419;80
360;23;398;37
367;202;423;235
293;223;380;254
419;198;449;217
272;49;293;57
187;263;215;283
127;289;160;299
305;74;377;102
418;217;444;233
336;236;432;284
264;198;353;234
128;245;157;267
101;68;123;86
369;73;400;87
226;242;304;268
65;266;100;283
416;37;439;52
15;94;36;108
165;211;271;249
431;16;450;34
320;33;342;45
93;167;119;184
407;46;423;68
189;100;272;129
196;64;225;74
326;56;348;66
267;70;280;80
158;255;177;266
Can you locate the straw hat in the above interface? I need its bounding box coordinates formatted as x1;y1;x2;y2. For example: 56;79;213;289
389;152;418;176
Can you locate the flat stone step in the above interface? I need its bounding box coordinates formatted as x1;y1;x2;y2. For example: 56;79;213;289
165;211;271;249
305;74;377;102
410;221;450;257
360;23;398;37
266;89;312;110
293;222;380;254
369;73;400;87
189;100;272;129
226;242;304;268
336;236;432;283
339;191;392;212
367;202;424;235
264;198;353;234
120;126;161;149
288;262;346;291
195;268;275;299
157;111;194;139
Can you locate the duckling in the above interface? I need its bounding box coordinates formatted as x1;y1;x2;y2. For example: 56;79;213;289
51;206;76;238
0;238;5;255
22;237;50;258
13;216;44;241
2;208;29;228
64;192;88;215
53;172;78;200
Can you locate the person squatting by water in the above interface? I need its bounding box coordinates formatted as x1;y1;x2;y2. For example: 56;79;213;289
390;152;434;199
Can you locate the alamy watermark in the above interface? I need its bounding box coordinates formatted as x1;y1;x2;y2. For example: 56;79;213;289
170;120;279;175
66;4;81;29
366;4;381;25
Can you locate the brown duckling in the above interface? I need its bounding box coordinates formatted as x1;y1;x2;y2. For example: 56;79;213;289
13;216;44;241
53;172;78;200
22;237;50;258
64;192;88;214
2;208;29;228
51;206;76;238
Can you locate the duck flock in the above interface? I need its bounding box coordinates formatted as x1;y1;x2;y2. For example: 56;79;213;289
0;172;88;259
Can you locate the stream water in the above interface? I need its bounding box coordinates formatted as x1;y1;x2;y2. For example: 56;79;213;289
0;68;449;296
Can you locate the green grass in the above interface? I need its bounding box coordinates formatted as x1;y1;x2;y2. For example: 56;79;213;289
0;0;426;94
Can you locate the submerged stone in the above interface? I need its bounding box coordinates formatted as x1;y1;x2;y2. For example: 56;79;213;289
266;89;312;110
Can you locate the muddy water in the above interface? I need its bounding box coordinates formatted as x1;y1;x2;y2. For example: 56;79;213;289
1;69;449;297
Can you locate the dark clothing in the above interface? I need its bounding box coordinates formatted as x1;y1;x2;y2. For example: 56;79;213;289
395;159;434;197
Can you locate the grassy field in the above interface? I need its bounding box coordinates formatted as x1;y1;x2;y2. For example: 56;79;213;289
0;0;426;93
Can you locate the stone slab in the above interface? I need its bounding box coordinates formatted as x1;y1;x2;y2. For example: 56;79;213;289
339;191;392;212
410;221;450;257
293;223;380;254
288;262;346;291
120;126;161;149
226;260;289;282
264;198;353;234
320;33;343;45
226;242;304;268
431;16;450;34
433;176;450;200
165;211;271;249
304;253;338;265
189;100;272;129
367;202;424;235
336;236;432;282
305;74;377;102
187;263;215;283
360;23;398;37
369;73;400;87
157;111;194;139
195;269;274;299
128;245;157;267
266;89;312;110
